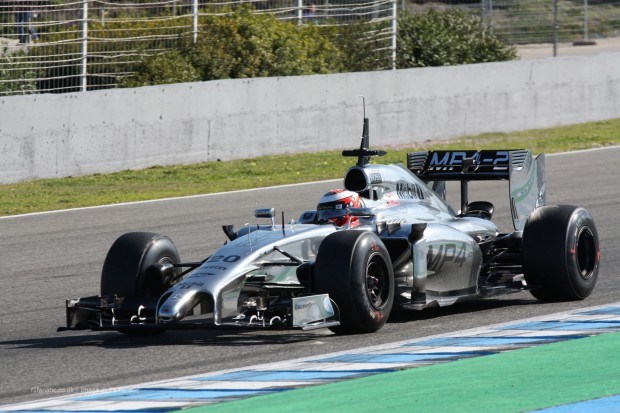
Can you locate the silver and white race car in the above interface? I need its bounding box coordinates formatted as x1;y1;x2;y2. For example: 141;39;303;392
60;116;600;334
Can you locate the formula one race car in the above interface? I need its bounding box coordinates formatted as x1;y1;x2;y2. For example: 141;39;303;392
60;114;600;335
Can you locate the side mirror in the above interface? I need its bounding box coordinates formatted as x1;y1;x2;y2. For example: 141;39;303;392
255;208;275;219
255;208;275;226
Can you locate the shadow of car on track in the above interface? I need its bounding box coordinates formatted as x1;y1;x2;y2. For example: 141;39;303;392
0;327;330;349
386;296;541;324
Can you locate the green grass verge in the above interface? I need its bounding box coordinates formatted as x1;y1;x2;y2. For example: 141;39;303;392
180;331;620;413
1;118;619;217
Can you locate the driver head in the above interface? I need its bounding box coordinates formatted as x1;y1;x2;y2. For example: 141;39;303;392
316;189;361;227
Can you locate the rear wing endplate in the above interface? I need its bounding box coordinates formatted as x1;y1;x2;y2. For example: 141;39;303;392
407;150;546;231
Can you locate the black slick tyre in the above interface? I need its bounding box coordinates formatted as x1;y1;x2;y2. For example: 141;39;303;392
101;232;180;334
314;230;394;334
523;205;599;301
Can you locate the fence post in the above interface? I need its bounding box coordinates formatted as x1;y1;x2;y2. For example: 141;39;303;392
297;0;303;25
553;0;558;57
481;0;493;27
391;0;397;70
81;0;88;92
193;0;198;43
583;0;589;41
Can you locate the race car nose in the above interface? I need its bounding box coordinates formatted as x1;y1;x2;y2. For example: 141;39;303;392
157;290;197;322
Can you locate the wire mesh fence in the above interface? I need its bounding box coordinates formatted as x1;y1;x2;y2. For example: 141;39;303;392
1;0;619;95
407;1;620;45
0;0;396;94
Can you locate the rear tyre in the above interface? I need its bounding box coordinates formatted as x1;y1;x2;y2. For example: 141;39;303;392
101;232;180;335
314;231;394;334
523;205;599;301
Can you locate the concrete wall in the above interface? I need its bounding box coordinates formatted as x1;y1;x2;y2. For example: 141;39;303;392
1;52;619;184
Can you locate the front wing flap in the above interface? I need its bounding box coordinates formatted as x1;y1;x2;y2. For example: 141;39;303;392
59;293;340;332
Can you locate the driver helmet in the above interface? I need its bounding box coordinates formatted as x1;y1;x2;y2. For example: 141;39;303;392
316;189;362;227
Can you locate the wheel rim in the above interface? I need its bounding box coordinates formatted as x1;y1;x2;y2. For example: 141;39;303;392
144;256;176;297
576;227;596;280
159;256;180;286
366;253;389;310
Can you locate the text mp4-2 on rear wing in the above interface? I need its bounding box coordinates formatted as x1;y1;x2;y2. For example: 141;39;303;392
407;150;546;231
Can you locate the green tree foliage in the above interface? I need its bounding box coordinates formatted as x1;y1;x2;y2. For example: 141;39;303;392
397;9;517;68
123;8;344;85
0;50;38;94
324;21;392;72
121;50;201;87
124;8;516;86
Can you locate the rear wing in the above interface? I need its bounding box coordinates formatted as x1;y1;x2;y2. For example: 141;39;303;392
407;150;546;231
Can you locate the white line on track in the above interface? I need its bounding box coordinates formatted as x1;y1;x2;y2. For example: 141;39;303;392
2;145;618;221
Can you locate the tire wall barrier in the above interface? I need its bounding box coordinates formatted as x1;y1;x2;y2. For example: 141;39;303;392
1;52;619;184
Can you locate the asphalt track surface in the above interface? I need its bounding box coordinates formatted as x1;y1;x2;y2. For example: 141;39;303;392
1;147;618;405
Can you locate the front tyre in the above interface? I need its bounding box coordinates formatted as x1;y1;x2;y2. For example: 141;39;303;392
101;232;180;335
523;205;600;301
314;231;394;334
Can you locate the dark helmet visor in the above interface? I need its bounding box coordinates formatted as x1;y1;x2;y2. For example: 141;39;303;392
317;201;347;221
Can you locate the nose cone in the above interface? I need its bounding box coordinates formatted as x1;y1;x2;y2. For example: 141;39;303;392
157;302;179;322
157;291;197;323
